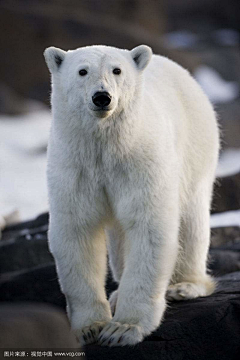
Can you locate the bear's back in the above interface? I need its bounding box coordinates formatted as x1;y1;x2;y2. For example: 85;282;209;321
142;53;216;131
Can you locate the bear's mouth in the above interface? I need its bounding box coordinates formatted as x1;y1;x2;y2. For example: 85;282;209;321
88;101;114;118
91;106;113;119
93;106;111;112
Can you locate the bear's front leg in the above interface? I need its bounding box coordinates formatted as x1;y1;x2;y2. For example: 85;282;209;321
98;191;179;346
49;212;112;346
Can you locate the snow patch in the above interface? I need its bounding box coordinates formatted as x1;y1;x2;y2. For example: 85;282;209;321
211;210;240;228
0;108;50;221
216;148;240;178
194;66;239;104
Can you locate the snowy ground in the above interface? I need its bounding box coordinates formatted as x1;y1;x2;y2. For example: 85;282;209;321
0;98;240;227
194;65;239;104
210;210;240;228
216;148;240;177
0;104;50;222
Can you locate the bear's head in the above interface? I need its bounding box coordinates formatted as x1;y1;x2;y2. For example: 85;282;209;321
44;45;152;120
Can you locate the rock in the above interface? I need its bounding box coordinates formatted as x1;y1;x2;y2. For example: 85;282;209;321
1;271;239;359
85;273;240;360
1;212;49;242
1;214;240;358
0;237;53;274
0;262;118;309
209;248;240;275
1;247;239;305
0;213;51;274
0;303;80;350
0;212;52;274
0;261;240;358
213;242;240;251
1;212;240;282
0;263;66;308
212;172;240;213
211;226;240;247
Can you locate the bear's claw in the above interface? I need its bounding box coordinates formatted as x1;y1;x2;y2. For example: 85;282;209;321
76;321;107;345
98;321;143;347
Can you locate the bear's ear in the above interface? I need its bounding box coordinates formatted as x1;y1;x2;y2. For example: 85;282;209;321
44;47;66;73
130;45;152;71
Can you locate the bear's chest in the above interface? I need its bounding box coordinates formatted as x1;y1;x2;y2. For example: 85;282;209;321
83;143;155;196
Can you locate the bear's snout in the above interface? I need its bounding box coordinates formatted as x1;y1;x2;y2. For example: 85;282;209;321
92;92;112;109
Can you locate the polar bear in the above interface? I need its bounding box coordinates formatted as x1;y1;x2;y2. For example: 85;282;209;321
44;44;220;347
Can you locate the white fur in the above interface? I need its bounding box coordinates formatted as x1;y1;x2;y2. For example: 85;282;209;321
44;44;220;346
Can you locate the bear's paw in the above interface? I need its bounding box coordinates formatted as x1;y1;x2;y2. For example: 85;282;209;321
75;321;108;345
98;321;143;347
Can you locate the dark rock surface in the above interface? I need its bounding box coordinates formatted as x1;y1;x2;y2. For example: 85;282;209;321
86;273;240;360
211;226;240;247
1;213;49;239
0;263;65;308
1;265;239;359
212;172;240;213
209;247;240;275
0;213;52;274
0;238;53;274
0;269;240;359
1;214;240;359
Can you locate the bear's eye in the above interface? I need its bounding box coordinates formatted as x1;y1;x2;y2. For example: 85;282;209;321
113;68;121;75
79;69;88;76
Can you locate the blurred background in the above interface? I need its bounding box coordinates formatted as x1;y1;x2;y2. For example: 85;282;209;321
0;0;240;226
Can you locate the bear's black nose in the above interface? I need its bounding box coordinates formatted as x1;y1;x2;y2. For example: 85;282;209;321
92;92;111;108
